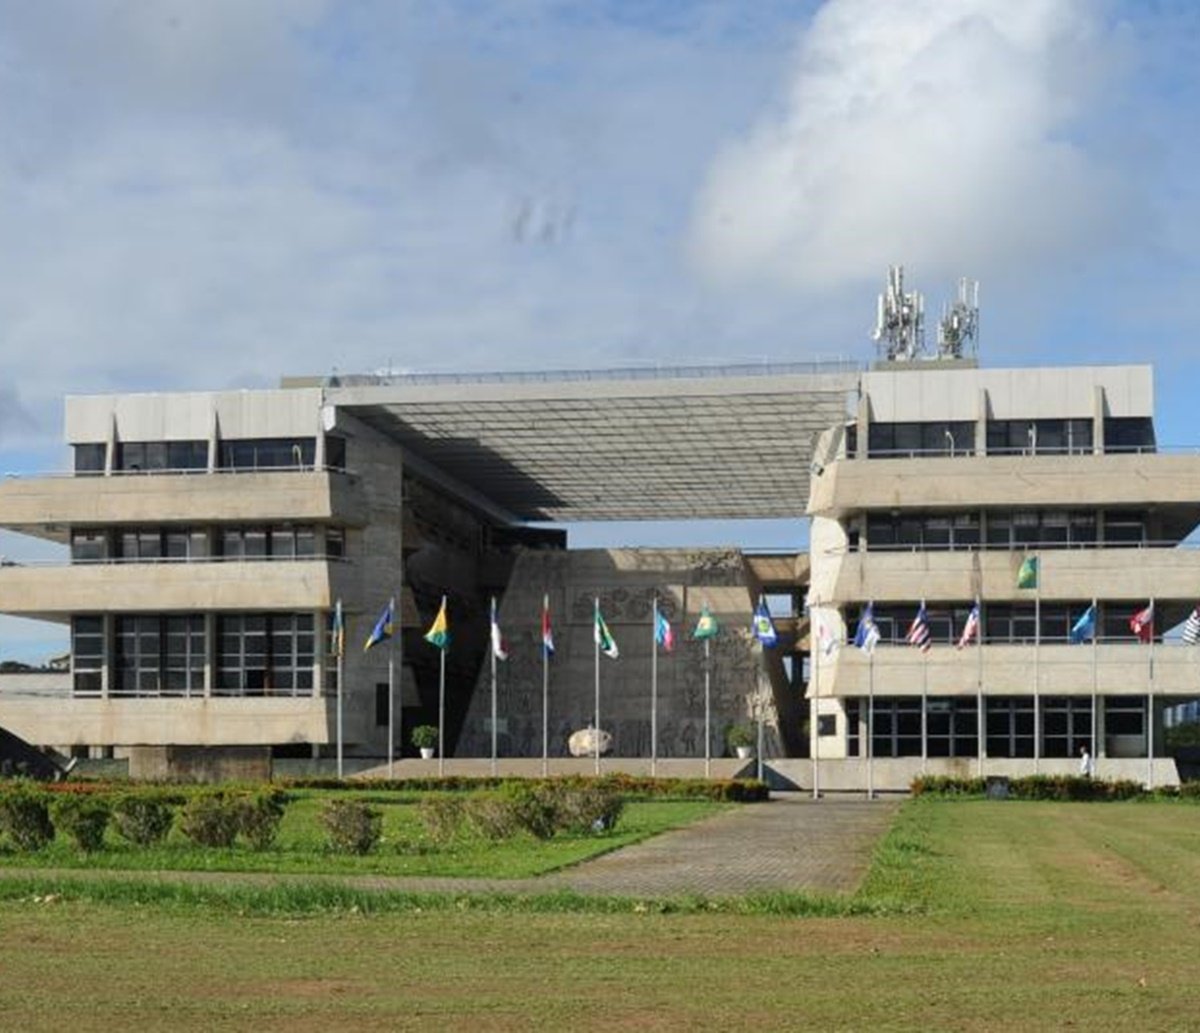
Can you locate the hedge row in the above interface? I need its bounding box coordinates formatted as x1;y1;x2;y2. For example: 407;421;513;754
911;774;1200;801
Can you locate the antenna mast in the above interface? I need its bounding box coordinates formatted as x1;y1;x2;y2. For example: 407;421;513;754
937;277;980;359
871;265;924;361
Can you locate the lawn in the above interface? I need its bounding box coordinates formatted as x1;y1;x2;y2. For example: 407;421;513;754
3;799;1200;1030
0;790;724;878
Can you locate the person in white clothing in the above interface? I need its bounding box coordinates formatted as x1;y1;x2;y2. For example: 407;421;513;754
1079;743;1095;778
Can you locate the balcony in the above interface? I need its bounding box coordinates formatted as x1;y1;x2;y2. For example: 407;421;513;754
0;558;357;619
813;642;1199;698
823;546;1200;604
808;452;1200;517
0;468;367;539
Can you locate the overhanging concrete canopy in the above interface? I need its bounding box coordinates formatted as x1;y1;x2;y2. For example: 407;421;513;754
326;363;858;521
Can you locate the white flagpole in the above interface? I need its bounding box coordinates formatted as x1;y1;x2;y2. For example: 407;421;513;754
1148;597;1155;789
438;594;447;778
1091;596;1098;768
867;648;874;800
336;598;344;780
921;630;928;776
388;596;396;779
704;635;712;779
976;597;984;781
542;594;550;778
811;611;820;801
594;596;601;777
651;595;659;778
490;596;498;778
1034;575;1041;774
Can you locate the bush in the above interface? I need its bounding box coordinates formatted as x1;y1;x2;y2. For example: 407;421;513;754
418;794;466;844
52;795;110;852
237;790;287;850
910;776;986;797
321;799;382;854
178;792;242;848
499;782;559;840
463;795;521;841
0;785;54;851
112;795;174;846
725;724;755;751
553;783;624;834
411;725;439;750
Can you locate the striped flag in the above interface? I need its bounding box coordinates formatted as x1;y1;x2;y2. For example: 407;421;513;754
654;607;675;652
906;601;932;653
956;602;980;651
854;602;880;656
1183;607;1200;646
541;595;555;657
1129;601;1154;644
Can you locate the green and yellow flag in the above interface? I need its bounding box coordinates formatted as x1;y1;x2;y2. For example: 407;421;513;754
1017;556;1039;590
692;603;719;640
424;597;450;650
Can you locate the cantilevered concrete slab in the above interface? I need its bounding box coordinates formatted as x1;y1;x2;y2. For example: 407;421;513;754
319;362;858;521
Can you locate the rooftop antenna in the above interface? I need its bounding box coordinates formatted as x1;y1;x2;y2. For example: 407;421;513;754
937;277;979;359
871;265;924;361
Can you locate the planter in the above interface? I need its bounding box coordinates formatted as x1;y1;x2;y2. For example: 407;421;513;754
419;747;435;760
735;745;754;760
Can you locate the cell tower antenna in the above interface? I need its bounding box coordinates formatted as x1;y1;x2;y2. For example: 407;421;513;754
871;265;925;361
937;277;979;359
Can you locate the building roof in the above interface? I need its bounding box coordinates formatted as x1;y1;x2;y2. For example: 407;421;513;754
325;362;857;521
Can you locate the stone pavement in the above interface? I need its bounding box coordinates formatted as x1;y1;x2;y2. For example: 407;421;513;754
0;794;900;899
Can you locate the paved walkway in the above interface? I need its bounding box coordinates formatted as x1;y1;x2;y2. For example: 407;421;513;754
0;795;900;899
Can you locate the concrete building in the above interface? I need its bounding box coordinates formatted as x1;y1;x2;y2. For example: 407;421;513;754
1;354;1196;787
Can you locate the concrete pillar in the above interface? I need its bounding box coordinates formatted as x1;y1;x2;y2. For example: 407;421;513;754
207;409;220;473
311;608;326;698
105;414;117;475
855;392;870;460
975;387;989;456
1093;385;1106;455
203;613;216;698
101;613;114;698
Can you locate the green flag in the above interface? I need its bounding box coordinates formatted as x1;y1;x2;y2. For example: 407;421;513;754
1017;556;1038;590
693;603;719;640
423;598;450;650
594;602;619;659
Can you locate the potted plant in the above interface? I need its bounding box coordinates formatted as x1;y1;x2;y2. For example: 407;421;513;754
412;724;438;760
726;723;755;760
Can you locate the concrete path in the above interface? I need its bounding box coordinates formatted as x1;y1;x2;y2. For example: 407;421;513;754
0;795;900;899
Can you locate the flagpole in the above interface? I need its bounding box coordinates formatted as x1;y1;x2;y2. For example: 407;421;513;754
1148;597;1155;789
1091;596;1098;769
490;596;498;779
811;609;820;801
438;594;447;778
976;596;983;781
867;648;874;800
704;635;712;779
921;634;928;777
651;595;659;779
388;596;396;780
756;642;765;784
594;596;601;777
542;594;550;778
336;599;344;780
1034;575;1041;775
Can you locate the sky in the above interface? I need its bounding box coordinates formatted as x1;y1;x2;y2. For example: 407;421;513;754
2;0;1200;661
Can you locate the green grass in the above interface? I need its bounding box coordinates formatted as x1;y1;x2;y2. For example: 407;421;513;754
4;799;1200;1030
0;791;722;878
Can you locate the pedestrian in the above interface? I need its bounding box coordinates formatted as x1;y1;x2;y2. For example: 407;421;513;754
1079;743;1095;778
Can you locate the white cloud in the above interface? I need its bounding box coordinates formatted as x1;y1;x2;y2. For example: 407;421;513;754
688;0;1138;291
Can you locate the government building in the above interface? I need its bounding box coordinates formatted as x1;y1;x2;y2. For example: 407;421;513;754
1;278;1195;787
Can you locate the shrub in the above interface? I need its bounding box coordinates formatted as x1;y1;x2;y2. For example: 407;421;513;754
910;775;986;797
0;785;54;851
725;724;755;751
321;799;382;854
178;792;242;848
52;795;111;852
554;783;624;835
237;790;287;850
411;725;439;750
112;795;174;846
463;794;520;841
418;794;466;844
499;782;559;840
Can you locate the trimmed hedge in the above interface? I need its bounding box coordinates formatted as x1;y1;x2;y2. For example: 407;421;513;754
912;773;1192;801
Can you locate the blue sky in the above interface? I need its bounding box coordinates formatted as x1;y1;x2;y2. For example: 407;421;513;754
1;0;1199;661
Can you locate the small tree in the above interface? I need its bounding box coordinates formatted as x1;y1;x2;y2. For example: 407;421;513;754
112;795;174;847
411;725;439;750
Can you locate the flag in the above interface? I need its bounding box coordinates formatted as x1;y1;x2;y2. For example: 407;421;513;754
853;602;880;655
1069;604;1096;644
424;598;450;651
490;597;508;660
752;599;778;647
654;607;675;652
1017;556;1039;590
363;599;394;652
594;601;618;659
541;595;555;657
1184;607;1200;646
330;599;345;658
956;602;980;650
1129;601;1154;644
817;618;839;657
693;603;719;640
906;601;932;653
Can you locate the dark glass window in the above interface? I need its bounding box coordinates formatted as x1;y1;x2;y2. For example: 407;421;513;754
326;528;345;558
72;616;104;695
872;699;923;757
113;615;204;696
986;419;1092;456
868;421;973;458
986;697;1035;758
376;683;389;727
326;436;347;470
71;530;107;563
116;440;205;472
1042;696;1093;757
217;613;313;695
74;443;105;475
925;697;978;757
1105;696;1146;737
218;438;316;471
1104;417;1155;454
1102;511;1147;547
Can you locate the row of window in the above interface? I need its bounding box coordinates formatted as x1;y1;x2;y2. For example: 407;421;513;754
849;417;1155;458
863;509;1150;551
851;603;1163;645
844;695;1145;758
70;526;345;563
74;437;347;474
73;613;320;696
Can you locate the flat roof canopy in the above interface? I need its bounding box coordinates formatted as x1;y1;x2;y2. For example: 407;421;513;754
326;363;857;521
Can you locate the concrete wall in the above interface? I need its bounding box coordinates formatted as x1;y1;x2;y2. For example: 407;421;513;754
128;745;272;782
457;548;781;760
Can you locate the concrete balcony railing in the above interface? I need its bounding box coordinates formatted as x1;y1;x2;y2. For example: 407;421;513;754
808;452;1200;517
0;695;333;747
813;643;1200;698
822;546;1200;604
0;469;367;538
0;559;357;619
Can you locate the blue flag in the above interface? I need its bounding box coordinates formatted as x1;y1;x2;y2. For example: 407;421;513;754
1069;604;1096;644
752;599;778;647
853;602;880;655
364;599;395;651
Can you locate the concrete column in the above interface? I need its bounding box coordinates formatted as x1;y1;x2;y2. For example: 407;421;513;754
1093;385;1105;455
975;388;988;456
855;392;870;460
311;608;326;698
105;414;117;475
203;613;216;697
207;409;220;473
101;613;114;698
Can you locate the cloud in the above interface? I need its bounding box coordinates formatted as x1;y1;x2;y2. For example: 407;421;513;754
688;0;1139;291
